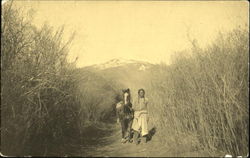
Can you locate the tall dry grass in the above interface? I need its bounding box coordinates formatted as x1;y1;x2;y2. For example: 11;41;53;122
1;3;119;156
147;28;249;156
1;3;80;156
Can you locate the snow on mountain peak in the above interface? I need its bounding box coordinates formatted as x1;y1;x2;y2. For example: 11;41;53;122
139;65;146;71
92;58;152;70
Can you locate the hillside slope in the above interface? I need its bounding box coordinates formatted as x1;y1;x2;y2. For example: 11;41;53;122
81;58;156;99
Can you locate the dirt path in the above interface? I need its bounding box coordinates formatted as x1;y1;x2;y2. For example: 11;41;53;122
77;123;171;157
68;122;214;157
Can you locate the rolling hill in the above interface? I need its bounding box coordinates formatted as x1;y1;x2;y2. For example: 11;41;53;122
80;58;157;99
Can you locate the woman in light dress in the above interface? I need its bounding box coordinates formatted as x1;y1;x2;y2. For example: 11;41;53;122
132;88;149;144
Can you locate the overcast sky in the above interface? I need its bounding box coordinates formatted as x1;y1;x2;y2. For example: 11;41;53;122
12;1;249;67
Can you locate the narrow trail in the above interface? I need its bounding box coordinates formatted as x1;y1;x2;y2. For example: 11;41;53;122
69;120;207;157
69;121;212;157
78;123;170;157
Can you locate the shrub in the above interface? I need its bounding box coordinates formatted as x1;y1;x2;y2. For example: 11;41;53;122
148;28;249;156
1;3;81;156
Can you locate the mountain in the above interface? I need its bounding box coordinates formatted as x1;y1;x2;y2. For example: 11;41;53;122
71;58;161;122
86;58;154;71
79;58;157;98
73;58;161;120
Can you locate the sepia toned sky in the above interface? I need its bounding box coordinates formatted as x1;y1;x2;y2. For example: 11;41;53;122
11;1;249;67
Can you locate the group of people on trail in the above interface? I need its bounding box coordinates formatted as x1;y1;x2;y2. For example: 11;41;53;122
116;88;149;145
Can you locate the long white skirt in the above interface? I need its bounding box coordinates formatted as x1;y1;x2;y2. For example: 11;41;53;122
132;110;148;136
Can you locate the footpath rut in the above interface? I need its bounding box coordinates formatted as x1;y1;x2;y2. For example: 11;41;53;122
78;123;170;157
67;121;214;157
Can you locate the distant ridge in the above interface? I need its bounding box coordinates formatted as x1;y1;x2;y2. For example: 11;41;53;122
88;58;153;70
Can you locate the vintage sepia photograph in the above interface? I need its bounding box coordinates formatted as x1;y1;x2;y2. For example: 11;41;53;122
1;0;249;157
